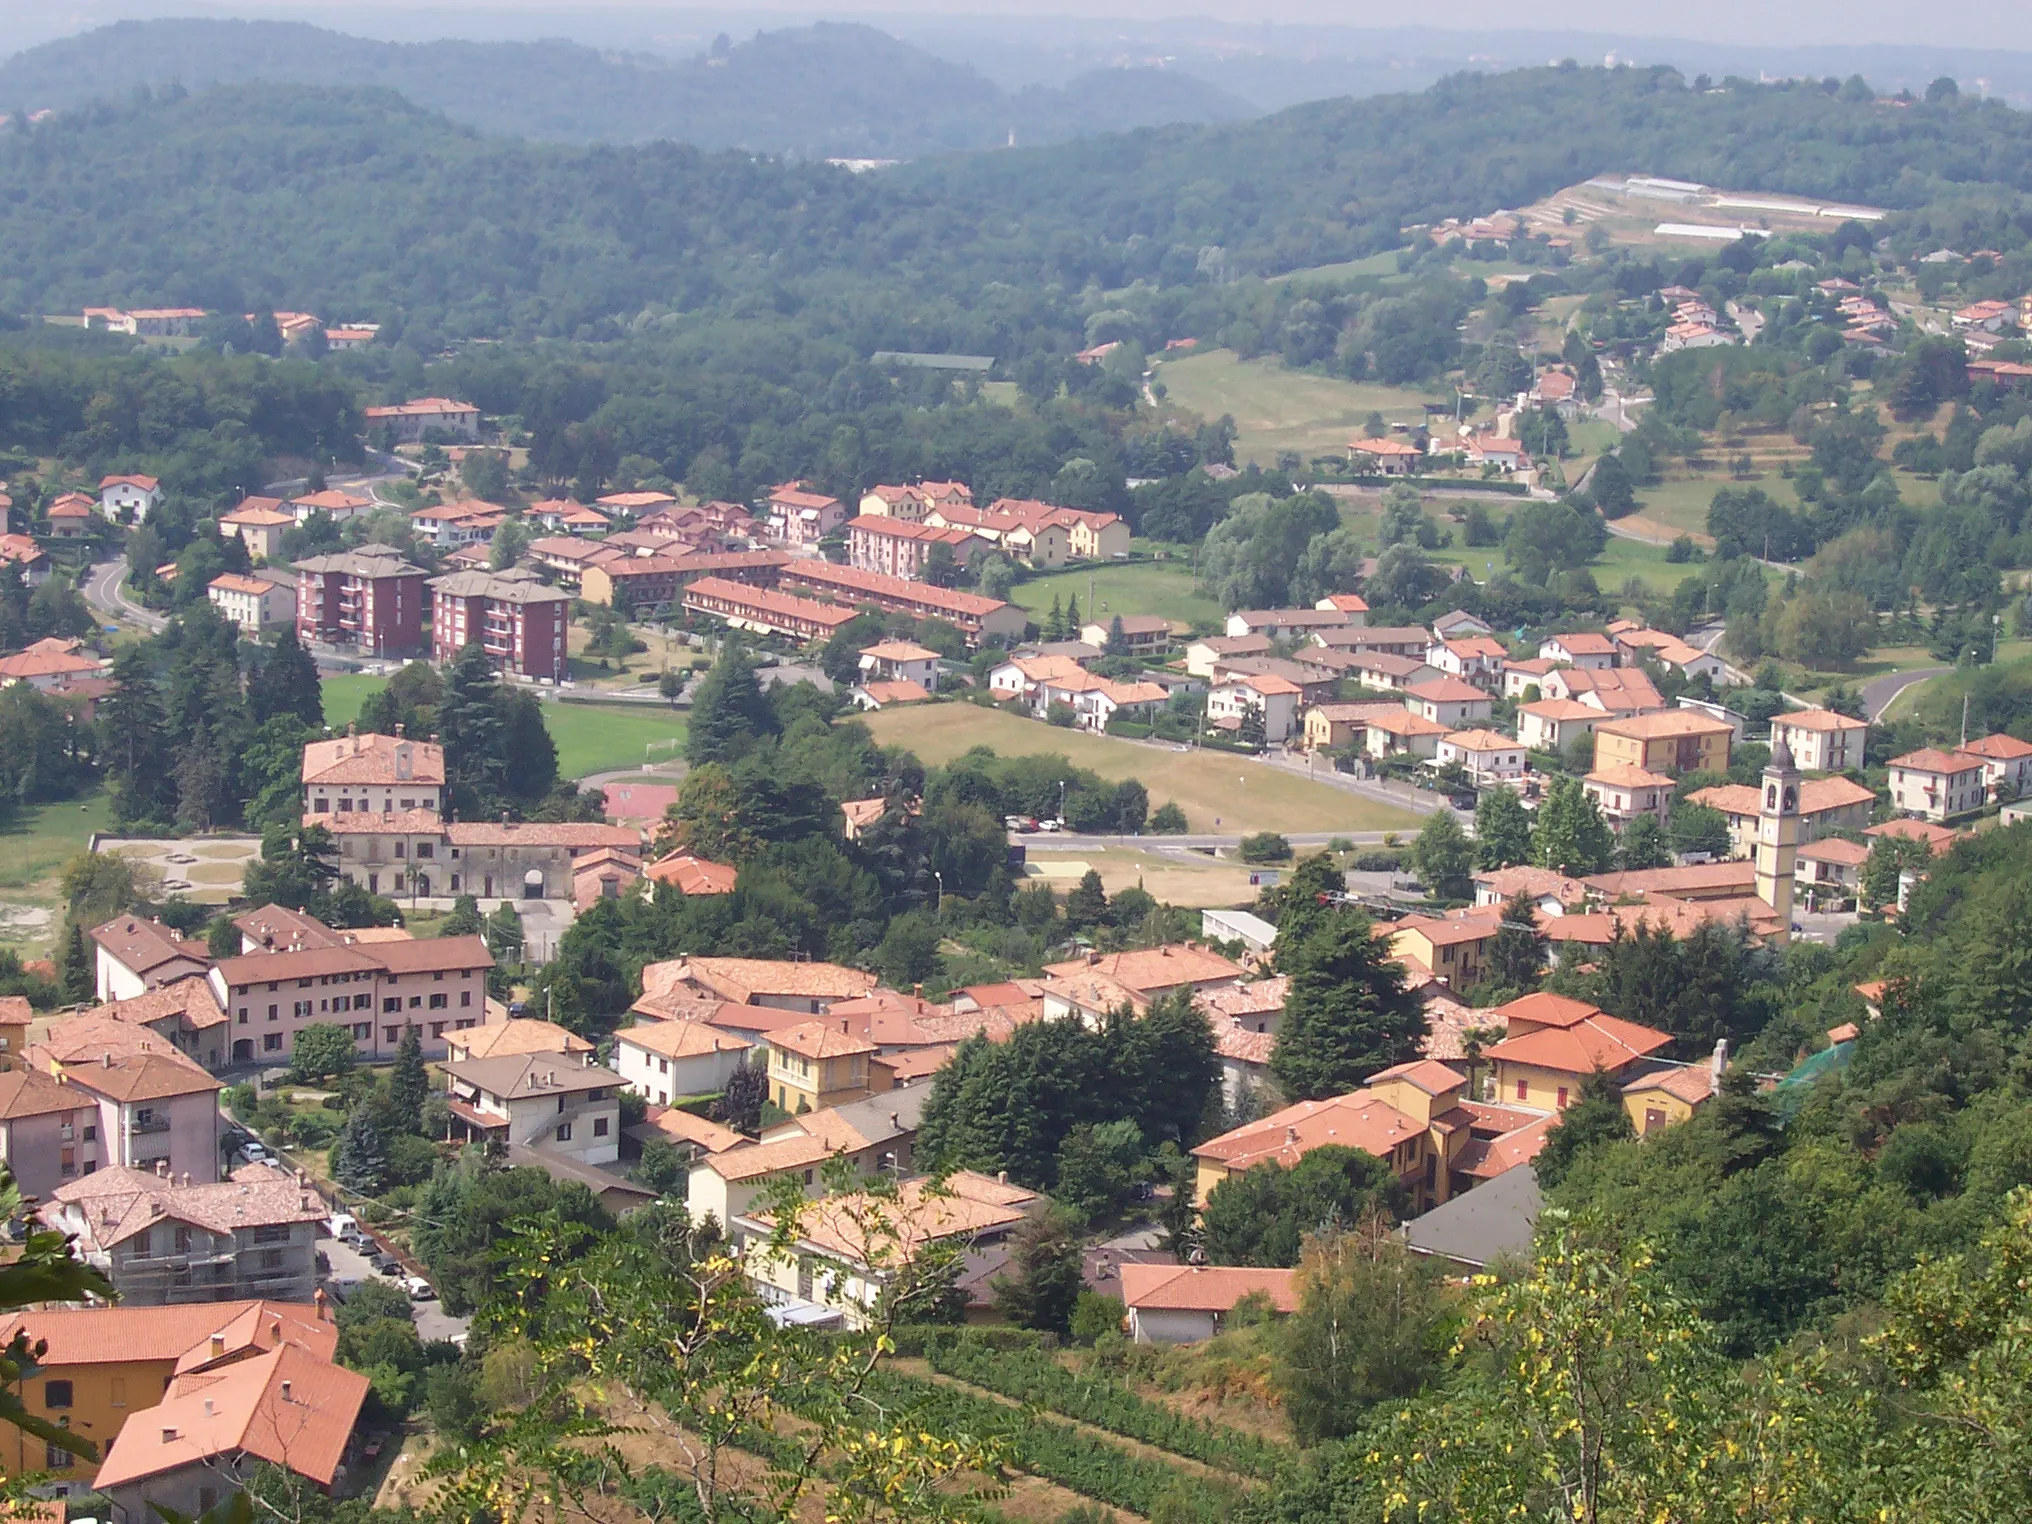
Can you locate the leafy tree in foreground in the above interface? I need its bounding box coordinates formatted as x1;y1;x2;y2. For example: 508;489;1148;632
1532;1067;1637;1189
1201;1145;1407;1267
288;1022;358;1083
1410;807;1474;900
1474;785;1532;869
992;1207;1087;1336
331;1104;388;1195
1532;775;1615;876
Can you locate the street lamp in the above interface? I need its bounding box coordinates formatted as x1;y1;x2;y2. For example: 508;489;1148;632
932;870;944;911
1057;778;1067;825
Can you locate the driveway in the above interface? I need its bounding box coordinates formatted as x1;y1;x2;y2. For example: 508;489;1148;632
321;1233;470;1343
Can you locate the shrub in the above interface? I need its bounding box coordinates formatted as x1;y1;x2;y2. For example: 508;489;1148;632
1070;1291;1126;1346
1239;831;1292;863
1148;802;1189;834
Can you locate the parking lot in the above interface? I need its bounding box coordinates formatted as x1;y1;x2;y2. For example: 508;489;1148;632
320;1232;470;1345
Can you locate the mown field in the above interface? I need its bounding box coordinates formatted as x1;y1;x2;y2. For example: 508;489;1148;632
0;787;113;958
1157;347;1457;466
860;703;1419;835
321;676;687;779
1009;560;1220;629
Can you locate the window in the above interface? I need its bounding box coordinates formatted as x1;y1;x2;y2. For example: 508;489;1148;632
110;1377;127;1408
293;1000;312;1018
263;1033;283;1052
460;991;472;1008
353;1022;372;1039
174;1226;191;1253
82;1125;95;1142
383;998;400;1014
428;993;448;1010
658;1058;668;1075
555;1123;572;1142
417;842;433;859
1556;1087;1569;1109
384;1026;399;1043
44;1380;72;1409
593;1117;609;1137
238;1009;248;1024
267;1004;279;1021
1516;1080;1528;1101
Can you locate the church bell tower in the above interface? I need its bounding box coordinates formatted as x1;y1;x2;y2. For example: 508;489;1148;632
1754;738;1801;945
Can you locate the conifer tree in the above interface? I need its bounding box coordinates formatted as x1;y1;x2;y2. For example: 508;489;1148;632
331;1105;388;1195
1272;910;1425;1100
247;626;324;728
56;921;92;1003
389;1023;427;1135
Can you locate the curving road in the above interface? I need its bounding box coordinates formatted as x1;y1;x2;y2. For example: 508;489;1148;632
1862;665;1949;722
83;555;167;634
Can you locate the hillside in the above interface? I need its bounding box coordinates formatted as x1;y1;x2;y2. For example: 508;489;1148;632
5;64;2032;339
0;19;1257;158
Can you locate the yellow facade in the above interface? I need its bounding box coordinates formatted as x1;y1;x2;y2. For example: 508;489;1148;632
768;1048;876;1115
1069;518;1130;560
1388;926;1494;987
1593;726;1731;778
1;1355;175;1484
1493;1059;1588;1115
1624;1088;1702;1136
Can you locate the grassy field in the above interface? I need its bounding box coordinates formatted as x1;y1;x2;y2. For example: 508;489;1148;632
0;788;114;958
859;703;1420;835
320;676;687;779
1022;846;1270;908
1158;348;1455;467
1009;560;1220;629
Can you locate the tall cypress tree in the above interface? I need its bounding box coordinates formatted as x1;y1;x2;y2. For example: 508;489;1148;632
331;1105;388;1195
98;647;176;826
389;1023;427;1135
1272;911;1426;1101
684;645;777;766
248;626;324;728
56;920;92;1003
438;641;505;813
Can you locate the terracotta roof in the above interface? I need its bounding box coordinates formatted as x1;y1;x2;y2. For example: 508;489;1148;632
1194;1089;1426;1172
778;560;1011;620
1799;837;1869;865
1197;976;1289;1021
768;1019;878;1060
645;852;739;895
703;1131;838;1182
1042;944;1242;994
77;978;229;1033
859;679;932;705
1369;1058;1469;1095
0;649;105;680
94;1342;367;1489
1473;866;1588;906
1688;776;1875;816
748;1172;1035;1265
1120;1263;1299;1313
1623;1064;1717;1104
619;1020;753;1059
1865;819;1960;850
364;396;475;418
443;1053;620;1102
1596;710;1734;740
1406;677;1488;703
600;782;680;824
1585;763;1675;790
1455;1114;1555;1179
1443;728;1518;751
446;821;640;849
1583;861;1757;897
1214;1024;1278;1065
300;732;446;787
1772;707;1868;733
1484;1004;1672;1074
637;1104;747;1154
1496;991;1603;1030
1392;911;1501;947
645;957;879;1005
446;1019;592;1062
1890;746;1986;775
51;1165;323;1249
1959;733;2032;761
861;639;943;662
1366;709;1451;736
0;995;28;1026
0;1067;92;1121
0;1301;332;1372
316;807;445;836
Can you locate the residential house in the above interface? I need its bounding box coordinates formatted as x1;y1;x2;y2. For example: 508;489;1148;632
1767;708;1869;772
1401;1162;1543;1271
99;475;161;524
41;1163;324;1305
407;500;507;548
734;1172;1041;1329
1887;748;1987;822
46;494;96;537
92;1339;367;1523
1081;615;1173;654
1687;776;1876;857
685;1091;934;1229
363;397;480;443
1538;632;1618;669
1223;607;1356;642
1958;733;2032;799
1531;368;1580;418
1183;633;1273;677
285;490;374;526
1471;866;1588;917
1462;435;1531;471
764;1020;878;1114
1404;677;1493;729
1315;593;1371;621
87;918;210;1003
1481;992;1674;1115
1206;672;1303;743
29;1024;222;1182
1362;708;1449;760
0;533;50;587
1427;636;1510;688
844;516;990;580
207;934;494;1063
528;499;611;535
1304;701;1411;751
858;640;943;692
1436;729;1524;784
440;821;643;901
1340;649;1440;694
645;852;740;900
1797;837;1869;902
679;576;858;643
0;996;28;1070
1040;945;1242;1024
1032;668;1169;732
444;1018;592;1067
766;485;847;549
981;499;1129;561
67;980;230;1075
1121;1265;1299;1344
0;1300;336;1491
206;573;294;635
929;503;1069;567
588;550;790;614
774;560;1028;645
1312;624;1435;658
527;536;627;589
443;1052;624;1166
293;545;428;657
0;647;106;694
988;653;1089;706
0;1066;107;1200
615;1021;753;1106
1388;912;1500;989
428;568;571;681
1345;436;1423;475
639;957;878;1015
1211;654;1338;706
595;490;679;519
1582;764;1675;831
1593;710;1733;777
1517;698;1601;755
1540;665;1665;716
301;729;444;817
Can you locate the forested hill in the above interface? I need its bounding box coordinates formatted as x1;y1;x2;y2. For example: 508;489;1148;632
6;65;2032;341
0;19;1256;158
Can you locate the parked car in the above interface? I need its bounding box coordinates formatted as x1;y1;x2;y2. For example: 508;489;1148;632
373;1255;402;1276
404;1275;435;1301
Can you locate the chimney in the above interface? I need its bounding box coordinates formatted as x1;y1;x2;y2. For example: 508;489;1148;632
102;1052;112;1067
155;1158;169;1177
204;1399;214;1416
889;1112;899;1128
315;1286;330;1321
210;1333;225;1357
997;1170;1008;1184
162;1427;179;1443
182;1172;191;1187
1285;1126;1299;1145
394;723;405;737
271;1318;282;1339
280;1380;292;1402
1711;1038;1728;1081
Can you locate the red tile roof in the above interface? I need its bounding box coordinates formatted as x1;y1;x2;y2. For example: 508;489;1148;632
1120;1263;1299;1313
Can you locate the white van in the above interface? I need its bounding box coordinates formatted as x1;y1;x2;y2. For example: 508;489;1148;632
326;1212;362;1244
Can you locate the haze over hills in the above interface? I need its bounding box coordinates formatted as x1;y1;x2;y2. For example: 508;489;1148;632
0;18;1259;156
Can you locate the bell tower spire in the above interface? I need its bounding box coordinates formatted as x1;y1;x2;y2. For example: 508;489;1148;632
1754;736;1800;944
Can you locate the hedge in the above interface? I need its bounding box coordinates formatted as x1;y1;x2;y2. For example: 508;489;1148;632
1106;720;1154;739
921;1334;1290;1480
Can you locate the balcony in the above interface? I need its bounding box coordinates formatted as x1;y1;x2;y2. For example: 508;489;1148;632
127;1116;172;1135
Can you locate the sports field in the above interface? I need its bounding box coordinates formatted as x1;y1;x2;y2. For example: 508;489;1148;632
859;704;1420;835
320;676;686;779
1009;560;1220;629
0;787;113;957
1157;347;1454;467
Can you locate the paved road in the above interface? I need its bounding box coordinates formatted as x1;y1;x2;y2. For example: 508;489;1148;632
83;555;167;633
1022;830;1407;851
322;1233;469;1344
1862;665;1949;721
